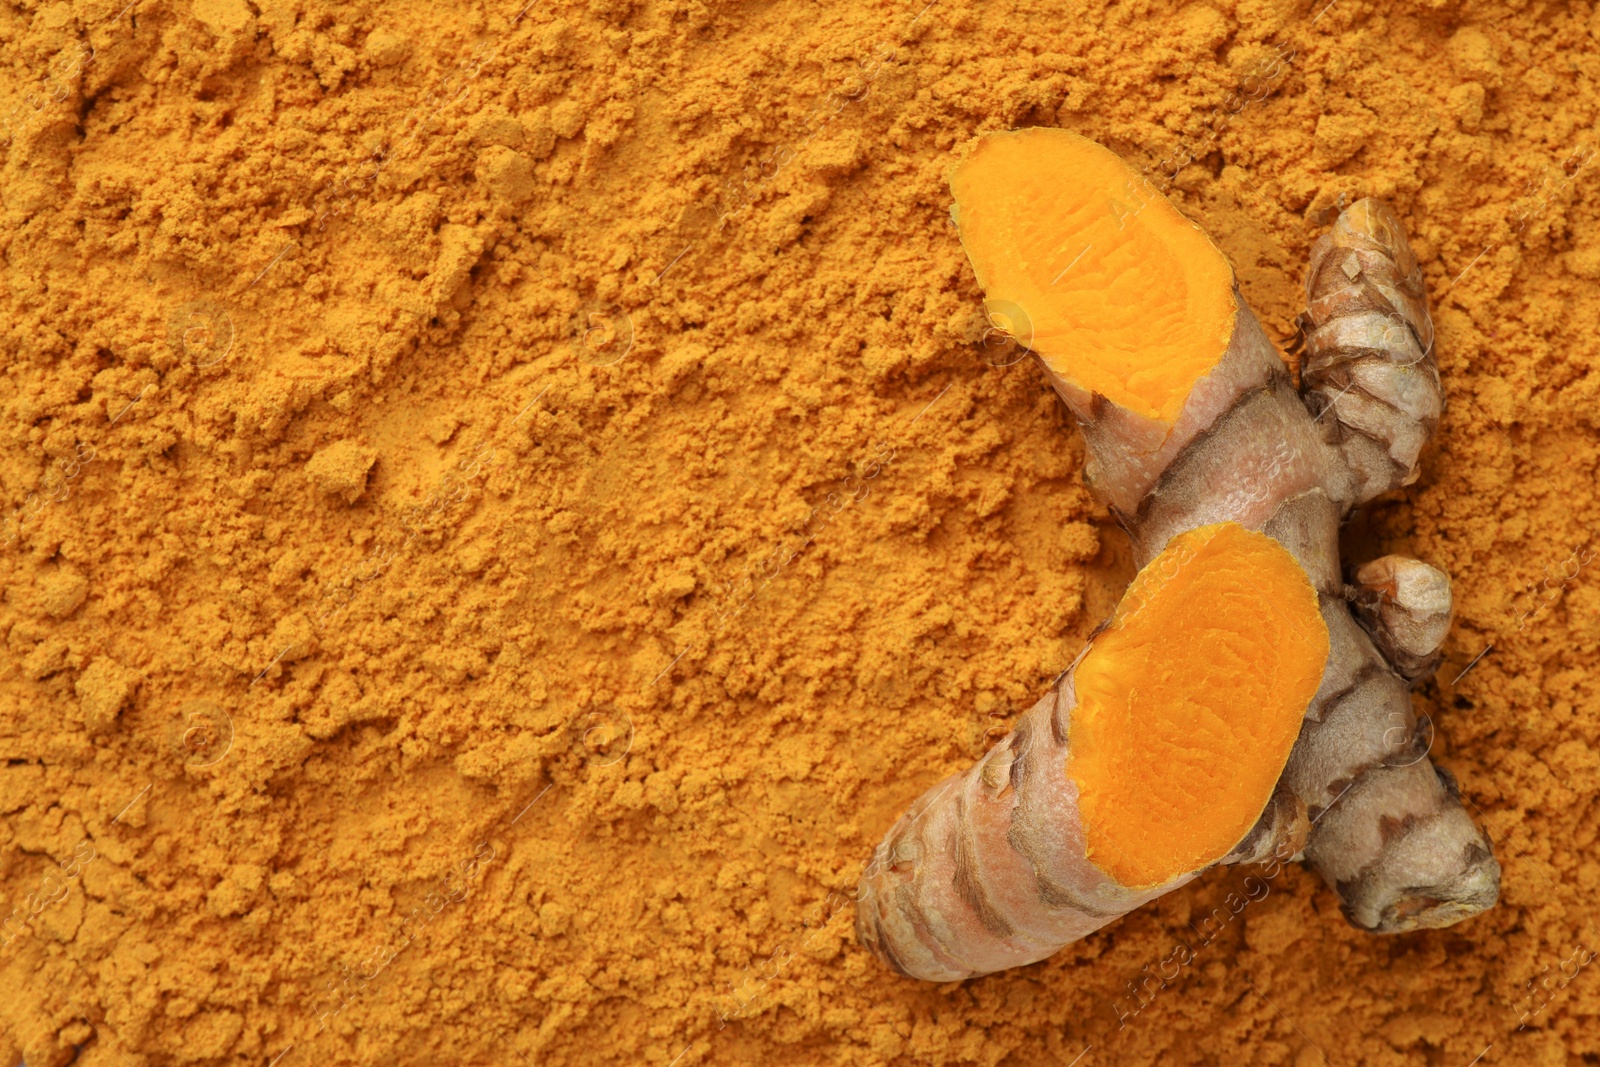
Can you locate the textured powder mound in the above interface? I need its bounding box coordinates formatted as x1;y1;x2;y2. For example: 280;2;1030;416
73;657;135;734
305;440;380;503
33;569;88;620
1068;523;1328;887
0;0;1597;1063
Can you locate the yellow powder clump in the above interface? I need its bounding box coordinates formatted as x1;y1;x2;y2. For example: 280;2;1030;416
0;0;1596;1064
306;440;380;504
35;569;88;620
73;658;136;734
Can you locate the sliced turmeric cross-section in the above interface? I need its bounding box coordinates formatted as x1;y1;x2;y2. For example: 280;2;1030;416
1066;523;1329;887
950;128;1238;423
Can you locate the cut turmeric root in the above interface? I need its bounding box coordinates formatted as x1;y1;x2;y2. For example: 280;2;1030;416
1068;523;1326;888
858;523;1325;981
857;129;1498;981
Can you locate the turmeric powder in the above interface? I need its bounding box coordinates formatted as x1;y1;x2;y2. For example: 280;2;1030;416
0;0;1592;1061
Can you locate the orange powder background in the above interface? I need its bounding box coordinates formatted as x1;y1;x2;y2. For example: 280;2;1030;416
0;0;1597;1064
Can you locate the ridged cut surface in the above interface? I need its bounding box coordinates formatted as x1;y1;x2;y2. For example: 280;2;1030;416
1067;523;1329;886
950;128;1237;423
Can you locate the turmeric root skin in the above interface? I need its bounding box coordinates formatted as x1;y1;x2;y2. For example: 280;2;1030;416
1350;555;1453;683
1307;761;1499;933
1301;200;1443;503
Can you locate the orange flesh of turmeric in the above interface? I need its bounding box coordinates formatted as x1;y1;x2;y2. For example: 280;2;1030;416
950;128;1238;423
1067;523;1329;887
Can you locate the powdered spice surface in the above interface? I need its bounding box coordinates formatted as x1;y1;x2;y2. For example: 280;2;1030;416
0;0;1597;1063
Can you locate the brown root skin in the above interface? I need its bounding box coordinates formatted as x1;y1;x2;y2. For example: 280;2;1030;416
860;132;1498;983
1311;762;1500;933
1222;787;1309;866
1300;199;1443;504
1349;555;1452;683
